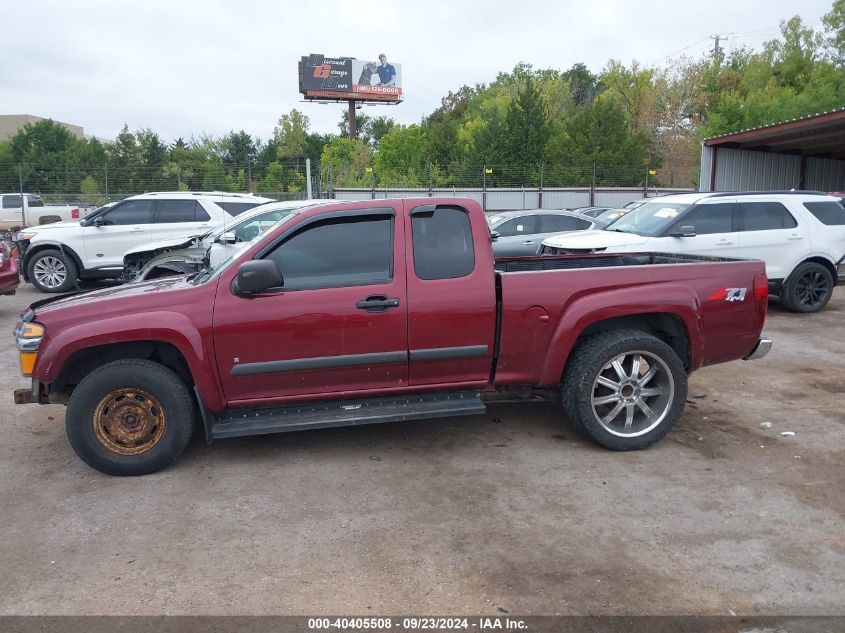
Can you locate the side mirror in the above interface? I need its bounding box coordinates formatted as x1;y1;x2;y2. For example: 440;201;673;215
490;230;500;241
216;231;237;244
94;217;105;227
669;225;696;237
235;260;283;295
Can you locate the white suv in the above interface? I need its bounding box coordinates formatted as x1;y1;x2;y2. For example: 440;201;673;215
18;191;275;292
541;191;845;313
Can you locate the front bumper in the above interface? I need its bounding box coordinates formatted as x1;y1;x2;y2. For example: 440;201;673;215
744;336;773;361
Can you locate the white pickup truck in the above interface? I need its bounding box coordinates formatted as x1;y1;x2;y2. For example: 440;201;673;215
0;193;85;231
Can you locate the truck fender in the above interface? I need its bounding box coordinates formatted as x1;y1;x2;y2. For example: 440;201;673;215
538;283;704;386
35;311;225;411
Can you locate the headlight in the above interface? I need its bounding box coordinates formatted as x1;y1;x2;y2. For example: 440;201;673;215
14;322;45;377
16;232;36;241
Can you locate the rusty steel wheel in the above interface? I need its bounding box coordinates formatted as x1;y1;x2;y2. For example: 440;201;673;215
92;388;167;455
66;359;195;475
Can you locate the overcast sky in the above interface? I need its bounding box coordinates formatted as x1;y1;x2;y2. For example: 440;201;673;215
0;0;833;143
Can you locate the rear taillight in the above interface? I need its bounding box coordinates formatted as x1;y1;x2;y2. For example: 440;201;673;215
71;208;80;219
754;274;768;327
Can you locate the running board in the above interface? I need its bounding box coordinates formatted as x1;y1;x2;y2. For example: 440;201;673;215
205;391;486;441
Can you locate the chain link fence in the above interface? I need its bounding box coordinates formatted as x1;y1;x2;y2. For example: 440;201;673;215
0;160;695;210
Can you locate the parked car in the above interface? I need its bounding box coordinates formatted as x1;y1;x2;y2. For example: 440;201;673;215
541;191;845;313
13;197;770;475
16;191;275;293
568;206;613;218
0;193;86;230
122;200;328;282
488;209;605;257
0;240;19;296
595;208;630;223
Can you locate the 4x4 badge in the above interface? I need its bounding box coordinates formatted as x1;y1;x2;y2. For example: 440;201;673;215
726;288;747;302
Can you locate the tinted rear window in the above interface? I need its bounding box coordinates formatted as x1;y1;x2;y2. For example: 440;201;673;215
412;206;475;280
803;201;845;226
739;202;797;231
155;199;211;223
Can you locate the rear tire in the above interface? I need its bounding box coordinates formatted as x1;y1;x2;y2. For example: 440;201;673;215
779;262;834;313
65;359;195;475
27;248;78;293
561;329;687;451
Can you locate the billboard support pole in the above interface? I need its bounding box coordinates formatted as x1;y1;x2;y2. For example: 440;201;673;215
305;158;313;199
348;100;357;139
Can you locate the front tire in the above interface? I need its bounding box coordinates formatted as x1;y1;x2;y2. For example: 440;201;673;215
65;359;195;475
561;329;688;451
779;262;834;313
27;248;78;293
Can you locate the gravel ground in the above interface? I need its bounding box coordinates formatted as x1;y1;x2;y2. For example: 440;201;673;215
0;283;843;616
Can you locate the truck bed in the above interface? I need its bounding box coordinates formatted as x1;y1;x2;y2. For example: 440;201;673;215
493;252;767;386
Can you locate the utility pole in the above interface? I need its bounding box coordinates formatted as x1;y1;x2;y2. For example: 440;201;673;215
710;34;726;63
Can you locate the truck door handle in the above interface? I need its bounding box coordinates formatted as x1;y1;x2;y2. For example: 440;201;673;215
716;240;733;245
356;295;400;312
787;235;803;240
130;227;144;232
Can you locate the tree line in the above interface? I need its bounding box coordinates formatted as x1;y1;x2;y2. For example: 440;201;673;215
2;1;844;197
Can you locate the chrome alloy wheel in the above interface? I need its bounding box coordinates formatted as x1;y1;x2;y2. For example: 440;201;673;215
32;256;68;289
590;351;675;437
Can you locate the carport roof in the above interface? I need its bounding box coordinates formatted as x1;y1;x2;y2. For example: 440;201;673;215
703;108;845;159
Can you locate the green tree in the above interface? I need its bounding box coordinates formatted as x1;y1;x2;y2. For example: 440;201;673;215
563;63;602;107
823;0;845;64
502;76;549;168
10;119;81;193
222;130;257;166
320;137;374;187
375;125;430;186
547;94;650;186
275;109;310;162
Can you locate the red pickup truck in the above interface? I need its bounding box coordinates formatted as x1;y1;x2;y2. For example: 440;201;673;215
13;198;772;475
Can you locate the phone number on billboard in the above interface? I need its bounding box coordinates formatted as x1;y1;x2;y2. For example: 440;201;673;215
308;617;471;630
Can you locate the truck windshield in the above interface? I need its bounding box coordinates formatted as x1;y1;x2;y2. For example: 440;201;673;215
605;202;691;236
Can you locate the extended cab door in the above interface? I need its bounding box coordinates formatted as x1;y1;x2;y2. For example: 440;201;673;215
212;205;409;403
657;200;739;258
81;199;153;268
149;199;215;242
405;202;497;386
736;200;809;281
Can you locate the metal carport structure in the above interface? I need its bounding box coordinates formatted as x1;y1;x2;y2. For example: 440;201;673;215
700;108;845;192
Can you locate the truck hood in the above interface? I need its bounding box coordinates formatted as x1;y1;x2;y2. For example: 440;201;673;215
542;229;649;249
29;275;199;317
124;233;205;257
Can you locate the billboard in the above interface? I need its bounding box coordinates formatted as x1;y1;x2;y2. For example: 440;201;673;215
299;54;402;103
